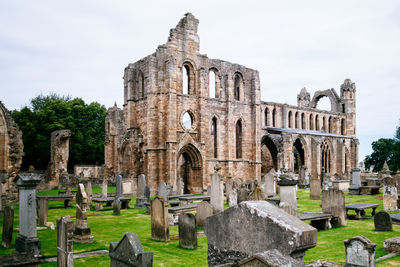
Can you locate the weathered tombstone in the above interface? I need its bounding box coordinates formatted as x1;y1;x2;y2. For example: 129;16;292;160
135;174;148;209
109;232;153;267
237;187;248;203
310;178;321;200
86;179;93;208
57;215;74;267
73;183;93;243
248;186;263;201
157;181;170;200
144;186;150;203
176;177;184;195
101;179;108;198
321;188;346;227
228;190;238;207
350;168;361;188
179;213;197;249
13;174;42;257
374;211;392;231
113;198;121;216
115;174;123;198
2;205;14;248
278;175;297;211
38;198;48;226
210;171;224;212
344;236;376;267
382;175;398;211
204;201;317;266
196;201;214;227
378;161;391;179
298;166;308;188
383;237;400;253
262;169;276;197
206;185;211;196
235;249;303;266
151;197;169;241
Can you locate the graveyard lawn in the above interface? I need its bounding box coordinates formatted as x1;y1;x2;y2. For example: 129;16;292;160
0;188;399;266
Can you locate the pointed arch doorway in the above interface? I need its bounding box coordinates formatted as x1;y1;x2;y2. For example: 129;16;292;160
177;144;203;194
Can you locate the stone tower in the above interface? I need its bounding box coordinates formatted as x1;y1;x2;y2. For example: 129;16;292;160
297;88;311;108
340;79;356;137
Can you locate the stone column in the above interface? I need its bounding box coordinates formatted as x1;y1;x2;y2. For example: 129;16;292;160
13;174;42;258
57;215;74;267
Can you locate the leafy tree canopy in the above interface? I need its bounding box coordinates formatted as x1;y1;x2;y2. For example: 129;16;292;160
11;93;106;171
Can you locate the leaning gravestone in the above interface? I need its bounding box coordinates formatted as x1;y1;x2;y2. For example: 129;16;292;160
344;236;376;267
151;197;169;241
109;232;153;267
13;174;42;258
196;201;214;227
210;171;224;212
2;205;14;248
382;175;398;211
179;213;197;249
135;174;148;209
262;168;276;197
73;183;93;243
374;211;392;231
57;215;74;267
204;201;317;266
322;188;346;227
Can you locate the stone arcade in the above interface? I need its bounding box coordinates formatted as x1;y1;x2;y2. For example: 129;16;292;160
104;13;359;192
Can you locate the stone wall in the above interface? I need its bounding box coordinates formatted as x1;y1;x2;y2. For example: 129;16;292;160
48;129;71;188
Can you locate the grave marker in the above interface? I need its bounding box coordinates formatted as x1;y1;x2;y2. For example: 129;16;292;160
151;197;169;241
374;211;392;231
57;215;74;267
321;188;346;227
179;213;197;249
196;201;213;227
2;205;14;248
344;236;376;267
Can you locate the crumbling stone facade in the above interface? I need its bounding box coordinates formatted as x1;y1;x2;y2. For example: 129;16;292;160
0;101;24;191
104;13;358;193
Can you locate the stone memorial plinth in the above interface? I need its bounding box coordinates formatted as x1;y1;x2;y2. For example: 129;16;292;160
151;197;169;241
109;233;153;267
374;211;392;231
344;236;376;267
322;188;346;227
310;178;321;200
278;175;297;211
210;172;224;212
196;201;214;227
382;176;398;211
73;184;93;243
204;201;317;266
2;205;14;248
13;174;42;258
179;213;197;249
57;215;74;267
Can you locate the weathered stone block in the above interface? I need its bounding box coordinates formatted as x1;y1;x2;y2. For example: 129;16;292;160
383;236;400;253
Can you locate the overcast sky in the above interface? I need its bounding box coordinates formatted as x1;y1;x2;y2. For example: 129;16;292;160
1;1;399;161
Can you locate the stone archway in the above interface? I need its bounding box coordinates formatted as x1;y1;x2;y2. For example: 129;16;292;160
310;89;340;112
177;144;203;193
261;135;279;177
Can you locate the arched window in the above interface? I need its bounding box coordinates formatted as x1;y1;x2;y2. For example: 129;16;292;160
209;70;216;98
315;115;319;131
301;113;305;129
322;117;326;132
295;112;299;128
264;108;268;126
211;117;218;158
341;118;345;135
234;74;241;101
138;71;145;98
321;140;331;173
236;120;242;158
328;116;332;133
182;65;190;94
288;111;293;128
309;114;314;130
272;108;276;127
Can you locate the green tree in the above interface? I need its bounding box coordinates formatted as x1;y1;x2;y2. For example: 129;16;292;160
11;94;106;171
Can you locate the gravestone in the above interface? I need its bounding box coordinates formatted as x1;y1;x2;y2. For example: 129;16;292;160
383;237;400;253
144;186;150;203
157;182;170;200
2;205;14;248
262;169;276;197
344;236;376;267
86;180;93;208
113;198;121;216
237;188;249;203
13;174;42;257
101;179;108;198
151;197;169;241
278;175;297;211
109;232;153;267
196;201;214;227
310;178;321;200
116;174;123;198
57;215;74;267
374;211;392;231
204;201;317;266
382;175;398;211
298;166;308;188
322;188;346;227
228;190;238;207
73;183;93;243
248;186;263;201
176;177;184;195
179;213;197;249
279;202;298;217
210;171;224;212
235;249;303;267
350;168;361;188
135;174;148;209
38;198;48;226
206;185;211;196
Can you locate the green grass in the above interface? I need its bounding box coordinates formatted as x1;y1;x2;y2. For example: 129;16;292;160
1;187;400;266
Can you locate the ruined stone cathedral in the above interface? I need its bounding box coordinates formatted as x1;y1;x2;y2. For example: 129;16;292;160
104;13;358;193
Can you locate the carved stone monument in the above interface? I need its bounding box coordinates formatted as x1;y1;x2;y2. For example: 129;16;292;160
195;201;214;227
73;183;93;243
344;236;376;267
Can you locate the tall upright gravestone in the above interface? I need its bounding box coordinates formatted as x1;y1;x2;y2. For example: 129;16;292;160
382;175;398;211
210;166;224;212
14;174;42;258
57;215;74;267
73;184;93;243
135;174;148;208
179;213;197;249
151;197;169;241
322;188;346;227
2;205;14;248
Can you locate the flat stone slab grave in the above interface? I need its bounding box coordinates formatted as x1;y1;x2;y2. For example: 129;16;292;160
178;195;210;206
390;213;400;225
92;197;131;210
346;203;379;220
37;195;73;208
168;194;194;200
300;212;332;230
